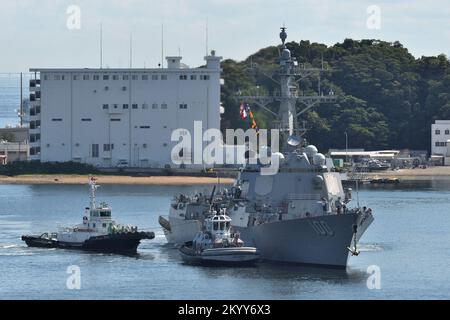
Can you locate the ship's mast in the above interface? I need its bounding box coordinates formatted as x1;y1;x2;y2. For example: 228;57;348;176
238;26;337;149
89;177;98;209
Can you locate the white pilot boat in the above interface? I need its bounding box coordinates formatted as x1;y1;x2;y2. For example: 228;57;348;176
22;177;154;254
179;211;260;265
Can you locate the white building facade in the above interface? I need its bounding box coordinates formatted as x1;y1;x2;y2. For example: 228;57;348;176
29;52;222;168
431;120;450;155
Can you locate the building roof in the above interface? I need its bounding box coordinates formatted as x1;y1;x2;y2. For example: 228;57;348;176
330;150;400;158
29;67;217;73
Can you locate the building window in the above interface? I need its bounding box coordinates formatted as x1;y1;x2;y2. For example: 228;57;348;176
123;104;129;109
152;103;158;109
52;118;63;121
132;104;138;109
73;75;79;80
179;104;188;109
435;129;441;135
43;75;49;81
113;75;119;80
103;75;109;80
83;75;89;80
103;144;111;152
81;118;92;122
113;104;119;109
161;103;167;109
132;75;138;80
93;75;100;80
54;75;61;80
200;75;210;80
123;75;129;80
143;143;147;148
179;75;187;80
142;103;149;110
140;126;150;129
111;119;121;122
161;75;167;80
152;75;158;80
142;75;148;80
102;104;109;110
445;130;449;135
92;144;99;158
190;75;197;80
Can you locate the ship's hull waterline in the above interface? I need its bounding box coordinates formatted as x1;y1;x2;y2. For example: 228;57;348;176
179;246;260;265
163;212;373;267
22;231;155;254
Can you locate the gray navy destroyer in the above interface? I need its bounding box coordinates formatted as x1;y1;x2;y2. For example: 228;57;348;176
159;27;374;268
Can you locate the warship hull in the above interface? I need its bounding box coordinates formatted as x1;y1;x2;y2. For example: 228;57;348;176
161;216;202;245
163;210;373;267
234;212;373;268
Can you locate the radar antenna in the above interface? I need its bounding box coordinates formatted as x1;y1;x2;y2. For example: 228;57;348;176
236;26;337;150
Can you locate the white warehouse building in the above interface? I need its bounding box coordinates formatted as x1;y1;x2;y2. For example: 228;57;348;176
431;120;450;155
28;51;222;168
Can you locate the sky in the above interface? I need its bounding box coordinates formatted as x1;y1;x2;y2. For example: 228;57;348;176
0;0;449;72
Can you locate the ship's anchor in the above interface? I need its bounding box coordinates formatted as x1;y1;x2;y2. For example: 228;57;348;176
347;224;360;256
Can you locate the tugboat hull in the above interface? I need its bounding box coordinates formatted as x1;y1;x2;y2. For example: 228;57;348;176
179;246;260;265
22;231;155;254
21;235;58;248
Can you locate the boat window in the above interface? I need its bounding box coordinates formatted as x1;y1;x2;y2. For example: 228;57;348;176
213;222;218;231
102;223;106;228
226;222;230;229
100;211;111;217
220;222;225;230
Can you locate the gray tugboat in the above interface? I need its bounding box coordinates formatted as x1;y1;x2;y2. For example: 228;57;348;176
22;177;154;254
160;26;374;268
179;209;260;265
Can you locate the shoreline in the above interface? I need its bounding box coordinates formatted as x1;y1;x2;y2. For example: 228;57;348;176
0;174;234;185
2;167;450;185
364;167;450;180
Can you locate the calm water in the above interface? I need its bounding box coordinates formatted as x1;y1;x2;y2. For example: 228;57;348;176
1;181;450;300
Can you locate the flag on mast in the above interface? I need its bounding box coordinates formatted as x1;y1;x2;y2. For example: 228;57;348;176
239;102;248;119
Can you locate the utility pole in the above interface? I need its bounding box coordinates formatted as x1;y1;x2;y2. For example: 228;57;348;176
345;131;349;164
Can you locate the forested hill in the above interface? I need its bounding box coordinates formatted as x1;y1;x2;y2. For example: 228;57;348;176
220;38;450;152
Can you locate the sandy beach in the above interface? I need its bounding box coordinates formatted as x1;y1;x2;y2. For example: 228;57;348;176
2;167;450;185
0;174;235;185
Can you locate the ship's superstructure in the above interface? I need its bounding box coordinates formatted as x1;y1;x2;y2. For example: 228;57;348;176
159;27;374;268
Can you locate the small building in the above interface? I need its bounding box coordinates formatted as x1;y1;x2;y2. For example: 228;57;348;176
0;127;29;143
431;120;450;156
430;120;450;165
0;141;29;163
328;149;400;163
